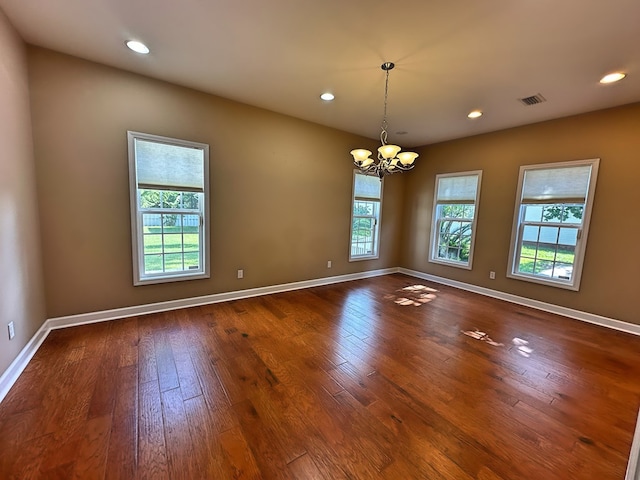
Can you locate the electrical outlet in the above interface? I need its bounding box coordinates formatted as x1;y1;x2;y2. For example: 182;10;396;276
489;271;496;280
237;269;244;279
8;322;15;340
327;260;332;268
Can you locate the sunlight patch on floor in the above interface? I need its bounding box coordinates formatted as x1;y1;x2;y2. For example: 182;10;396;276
384;284;438;306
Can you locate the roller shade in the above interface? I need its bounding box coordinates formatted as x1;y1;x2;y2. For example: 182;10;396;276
522;165;592;204
354;173;382;200
436;174;479;204
135;138;205;192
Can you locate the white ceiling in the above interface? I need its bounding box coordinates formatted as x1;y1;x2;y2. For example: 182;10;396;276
1;0;639;147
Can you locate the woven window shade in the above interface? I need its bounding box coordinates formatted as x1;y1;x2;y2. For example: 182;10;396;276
436;174;479;204
522;165;592;204
136;139;204;192
354;173;381;200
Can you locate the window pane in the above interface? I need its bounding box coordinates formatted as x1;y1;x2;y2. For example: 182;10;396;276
562;205;584;224
354;201;374;216
535;244;556;261
183;192;200;209
463;205;475;218
140;190;161;208
539;226;559;244
143;213;162;231
184;252;200;270
164;253;183;271
523;205;543;222
143;234;162;255
533;260;554;277
556;245;575;264
162;191;180;209
163;234;183;253
522;225;539;242
541;205;565;222
553;263;573;280
518;256;535;274
144;254;163;274
441;205;461;218
558;228;578;246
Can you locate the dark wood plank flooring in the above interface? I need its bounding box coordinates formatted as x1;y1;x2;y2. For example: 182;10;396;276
1;274;639;479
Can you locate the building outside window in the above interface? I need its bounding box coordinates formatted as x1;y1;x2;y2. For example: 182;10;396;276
128;131;210;285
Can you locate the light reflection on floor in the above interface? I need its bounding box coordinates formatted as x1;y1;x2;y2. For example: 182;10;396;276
460;329;535;358
384;284;438;306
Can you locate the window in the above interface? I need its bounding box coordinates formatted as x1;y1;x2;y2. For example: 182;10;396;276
507;159;599;290
128;131;210;285
350;171;382;260
429;171;482;269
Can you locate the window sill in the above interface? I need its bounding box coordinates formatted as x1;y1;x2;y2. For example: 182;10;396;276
429;258;472;270
134;271;209;286
349;254;379;262
506;272;579;291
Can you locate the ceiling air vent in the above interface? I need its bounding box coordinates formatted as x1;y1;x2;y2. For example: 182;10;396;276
519;94;546;106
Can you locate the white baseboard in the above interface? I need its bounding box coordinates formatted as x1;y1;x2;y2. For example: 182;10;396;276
399;268;640;337
45;267;398;330
0;324;50;403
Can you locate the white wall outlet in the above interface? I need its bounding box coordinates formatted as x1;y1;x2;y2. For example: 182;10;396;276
489;271;496;280
8;321;15;340
237;269;244;279
327;260;332;268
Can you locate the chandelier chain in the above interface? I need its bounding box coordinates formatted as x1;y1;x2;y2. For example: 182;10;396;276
381;68;390;146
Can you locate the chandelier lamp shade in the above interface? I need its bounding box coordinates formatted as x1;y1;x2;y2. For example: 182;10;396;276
351;62;419;178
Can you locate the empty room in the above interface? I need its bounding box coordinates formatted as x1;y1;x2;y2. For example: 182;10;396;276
1;1;639;479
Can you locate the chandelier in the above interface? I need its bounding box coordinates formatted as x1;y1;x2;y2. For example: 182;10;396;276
351;62;419;178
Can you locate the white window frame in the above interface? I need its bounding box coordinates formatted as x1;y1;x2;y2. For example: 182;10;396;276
349;171;383;261
507;158;599;291
429;171;482;269
128;131;210;285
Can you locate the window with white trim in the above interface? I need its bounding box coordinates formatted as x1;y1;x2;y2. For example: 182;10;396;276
430;171;482;269
507;159;599;290
128;131;210;285
350;171;382;260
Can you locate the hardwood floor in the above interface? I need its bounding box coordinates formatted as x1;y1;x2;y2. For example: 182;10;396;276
1;273;639;479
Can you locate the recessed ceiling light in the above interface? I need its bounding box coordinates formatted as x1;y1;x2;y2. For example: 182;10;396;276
320;92;335;101
468;110;483;119
599;72;626;84
126;40;150;54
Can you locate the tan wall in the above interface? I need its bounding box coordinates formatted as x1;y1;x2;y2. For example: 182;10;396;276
401;103;640;324
0;11;46;374
27;48;404;318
